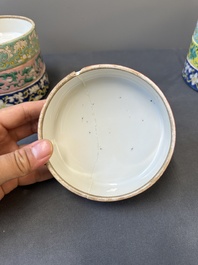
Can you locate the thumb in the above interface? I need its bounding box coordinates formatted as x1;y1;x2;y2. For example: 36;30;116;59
0;140;53;185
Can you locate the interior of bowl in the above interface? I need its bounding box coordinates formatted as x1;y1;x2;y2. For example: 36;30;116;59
39;65;175;201
0;16;33;44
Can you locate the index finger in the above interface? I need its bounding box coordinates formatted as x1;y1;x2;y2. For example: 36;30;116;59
0;100;46;130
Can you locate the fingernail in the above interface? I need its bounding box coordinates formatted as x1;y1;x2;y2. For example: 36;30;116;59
31;140;53;160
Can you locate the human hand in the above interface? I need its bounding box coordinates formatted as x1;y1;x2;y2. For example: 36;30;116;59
0;100;53;200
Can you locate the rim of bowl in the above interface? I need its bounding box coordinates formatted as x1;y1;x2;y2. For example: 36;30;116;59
0;15;35;46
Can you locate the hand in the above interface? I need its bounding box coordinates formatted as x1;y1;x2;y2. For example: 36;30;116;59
0;100;53;200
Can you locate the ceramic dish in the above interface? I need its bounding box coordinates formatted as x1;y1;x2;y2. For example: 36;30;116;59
38;64;176;202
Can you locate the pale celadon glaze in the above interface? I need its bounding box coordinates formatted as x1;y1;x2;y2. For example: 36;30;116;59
38;64;176;202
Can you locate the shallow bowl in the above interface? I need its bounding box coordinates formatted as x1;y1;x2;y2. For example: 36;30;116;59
38;64;176;202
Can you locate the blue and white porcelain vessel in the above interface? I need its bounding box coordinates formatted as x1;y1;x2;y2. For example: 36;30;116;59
182;59;198;92
182;21;198;91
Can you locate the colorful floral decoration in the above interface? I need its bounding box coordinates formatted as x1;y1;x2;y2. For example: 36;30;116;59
0;72;50;109
0;53;45;93
187;40;198;69
182;21;198;91
0;30;40;71
182;59;198;92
